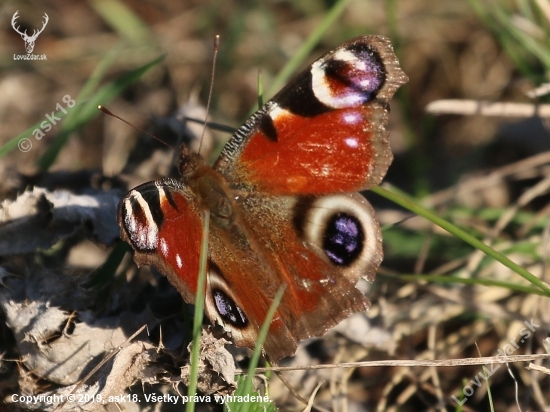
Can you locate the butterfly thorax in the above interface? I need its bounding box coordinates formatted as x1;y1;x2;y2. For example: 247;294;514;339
178;147;235;227
178;146;203;179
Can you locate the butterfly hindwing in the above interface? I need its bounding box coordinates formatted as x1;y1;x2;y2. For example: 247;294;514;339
202;191;380;361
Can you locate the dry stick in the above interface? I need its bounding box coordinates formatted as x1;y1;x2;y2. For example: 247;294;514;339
414;230;433;274
525;82;550;99
425;151;550;208
274;371;310;406
52;325;147;412
517;202;550;238
526;363;550;375
61;311;79;336
466;173;550;273
425;99;550;117
237;354;550;374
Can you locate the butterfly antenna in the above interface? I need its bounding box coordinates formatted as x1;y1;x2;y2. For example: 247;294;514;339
198;35;220;155
98;105;175;150
257;67;264;108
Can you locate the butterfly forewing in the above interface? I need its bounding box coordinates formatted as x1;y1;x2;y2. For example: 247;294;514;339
118;179;204;304
214;35;408;196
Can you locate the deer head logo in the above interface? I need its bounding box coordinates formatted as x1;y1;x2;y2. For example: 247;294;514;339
12;11;49;54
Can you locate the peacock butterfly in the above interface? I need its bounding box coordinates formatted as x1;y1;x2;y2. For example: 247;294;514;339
118;35;407;362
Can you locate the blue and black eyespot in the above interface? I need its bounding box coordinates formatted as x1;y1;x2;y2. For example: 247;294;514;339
322;212;365;267
212;288;248;327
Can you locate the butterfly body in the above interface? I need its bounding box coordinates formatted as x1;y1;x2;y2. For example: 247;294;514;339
118;35;407;362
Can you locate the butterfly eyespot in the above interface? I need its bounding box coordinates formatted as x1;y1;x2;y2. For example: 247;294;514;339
323;212;365;266
294;194;382;277
311;43;386;110
212;288;248;327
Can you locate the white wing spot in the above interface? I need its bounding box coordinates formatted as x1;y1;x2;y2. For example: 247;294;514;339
160;237;169;257
345;137;359;148
125;190;159;250
176;254;183;269
333;49;357;63
269;104;289;122
124;200;136;232
343;112;361;124
359;79;371;88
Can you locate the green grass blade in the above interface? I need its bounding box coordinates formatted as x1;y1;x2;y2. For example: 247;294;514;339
228;285;285;412
474;343;495;411
0;42;129;160
186;210;210;412
266;0;352;97
468;0;550;76
373;185;550;295
90;0;153;46
0;130;29;158
492;7;550;69
0;103;78;159
37;54;165;171
227;375;277;412
78;42;127;101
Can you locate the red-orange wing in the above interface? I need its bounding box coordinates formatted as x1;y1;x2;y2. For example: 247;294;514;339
214;35;407;195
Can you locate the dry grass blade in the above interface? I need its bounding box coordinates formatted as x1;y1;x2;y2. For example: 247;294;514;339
426;99;550;118
302;382;323;412
241;354;550;373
